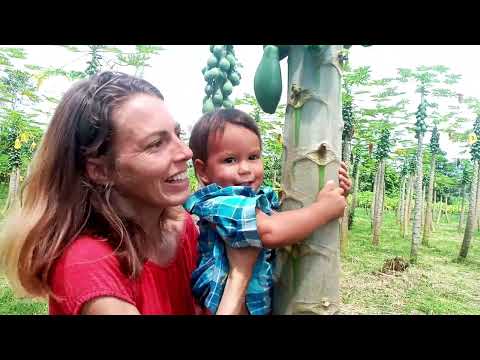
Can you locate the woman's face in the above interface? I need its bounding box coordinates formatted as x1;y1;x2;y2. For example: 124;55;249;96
110;94;193;210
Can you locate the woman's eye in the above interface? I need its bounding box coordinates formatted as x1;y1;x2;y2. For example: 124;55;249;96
149;139;164;149
224;157;236;164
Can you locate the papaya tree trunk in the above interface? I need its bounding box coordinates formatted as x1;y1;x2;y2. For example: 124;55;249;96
348;159;360;230
273;45;343;315
372;160;385;246
458;184;466;232
444;196;450;223
474;173;480;233
422;156;435;245
403;175;413;238
2;167;21;214
397;177;406;225
459;161;479;259
411;133;424;263
432;189;437;231
379;167;386;227
371;165;379;230
435;195;442;225
474;178;480;231
399;177;406;233
421;184;426;234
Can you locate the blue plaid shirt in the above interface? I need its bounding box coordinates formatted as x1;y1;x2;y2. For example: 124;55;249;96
184;184;280;315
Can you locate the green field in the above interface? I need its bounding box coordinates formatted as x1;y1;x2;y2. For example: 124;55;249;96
341;210;480;314
1;206;479;315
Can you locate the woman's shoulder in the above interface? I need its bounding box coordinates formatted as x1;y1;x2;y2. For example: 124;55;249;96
56;234;118;269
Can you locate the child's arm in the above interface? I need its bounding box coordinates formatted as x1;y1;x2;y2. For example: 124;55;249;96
257;180;346;248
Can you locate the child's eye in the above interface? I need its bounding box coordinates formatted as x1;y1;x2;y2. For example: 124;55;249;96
224;157;237;164
249;154;260;160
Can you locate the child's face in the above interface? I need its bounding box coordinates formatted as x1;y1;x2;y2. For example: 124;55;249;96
196;123;264;191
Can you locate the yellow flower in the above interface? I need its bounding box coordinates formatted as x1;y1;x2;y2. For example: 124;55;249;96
20;132;29;143
14;138;21;150
277;134;283;145
468;133;477;145
31;141;37;150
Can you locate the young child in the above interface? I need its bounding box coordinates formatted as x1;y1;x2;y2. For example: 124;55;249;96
184;109;350;315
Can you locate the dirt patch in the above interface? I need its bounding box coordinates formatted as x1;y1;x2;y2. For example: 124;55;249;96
379;257;409;274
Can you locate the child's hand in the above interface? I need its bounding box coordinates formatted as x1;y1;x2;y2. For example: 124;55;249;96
315;180;347;221
338;161;352;197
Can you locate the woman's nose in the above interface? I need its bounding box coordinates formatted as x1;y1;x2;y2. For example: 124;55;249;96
174;137;193;161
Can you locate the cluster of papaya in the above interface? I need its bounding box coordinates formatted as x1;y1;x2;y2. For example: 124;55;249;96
471;117;480;157
202;45;241;113
415;99;428;136
375;128;391;161
342;96;353;140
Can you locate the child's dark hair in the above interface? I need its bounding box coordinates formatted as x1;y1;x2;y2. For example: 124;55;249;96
189;108;262;163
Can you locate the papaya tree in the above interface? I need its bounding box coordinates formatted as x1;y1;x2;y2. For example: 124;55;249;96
112;45;164;78
348;143;367;229
410;91;428;262
371;126;391;245
340;87;353;251
254;45;353;314
422;125;440;245
397;155;408;226
458;161;472;231
0;109;43;212
396;66;460;263
339;65;370;252
202;45;241;113
0;65;41;211
402;153;417;238
459;114;480;260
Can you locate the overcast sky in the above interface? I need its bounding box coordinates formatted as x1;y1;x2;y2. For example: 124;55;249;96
7;45;480;160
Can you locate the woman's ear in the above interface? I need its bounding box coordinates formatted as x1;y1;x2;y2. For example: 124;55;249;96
194;159;210;186
85;156;111;185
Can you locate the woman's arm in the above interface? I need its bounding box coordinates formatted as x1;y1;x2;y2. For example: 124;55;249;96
216;246;260;315
81;297;141;315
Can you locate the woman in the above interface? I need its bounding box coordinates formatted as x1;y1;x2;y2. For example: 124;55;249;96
0;71;258;315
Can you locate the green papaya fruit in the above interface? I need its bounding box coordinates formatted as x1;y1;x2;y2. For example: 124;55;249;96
203;98;215;113
222;80;233;96
207;55;218;68
213;89;223;106
219;57;231;72
254;45;282;114
219;70;227;82
226;54;236;67
213;45;225;59
205;68;220;81
263;45;289;60
201;66;207;74
205;84;213;95
223;99;233;109
229;72;240;86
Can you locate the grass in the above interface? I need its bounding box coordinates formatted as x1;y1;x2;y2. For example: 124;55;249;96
0;183;48;315
0;277;47;315
1;200;479;314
